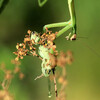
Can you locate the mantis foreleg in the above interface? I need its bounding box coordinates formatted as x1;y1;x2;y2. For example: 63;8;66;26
43;21;70;32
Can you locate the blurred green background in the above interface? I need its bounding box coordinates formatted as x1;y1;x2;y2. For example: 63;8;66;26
0;0;100;100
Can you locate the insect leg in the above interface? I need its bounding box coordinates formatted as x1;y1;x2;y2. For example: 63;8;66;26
48;77;52;98
56;22;72;38
38;0;48;7
68;0;76;36
43;21;76;40
34;73;44;80
52;69;58;99
43;22;69;32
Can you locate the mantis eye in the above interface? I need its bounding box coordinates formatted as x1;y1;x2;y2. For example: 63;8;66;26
45;69;51;74
31;31;36;35
31;32;34;35
44;69;51;77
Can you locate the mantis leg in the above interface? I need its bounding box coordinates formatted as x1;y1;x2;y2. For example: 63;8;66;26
43;21;70;32
52;69;58;99
56;23;76;40
48;77;52;98
38;0;48;7
56;22;72;38
68;0;76;35
43;20;75;40
34;74;44;80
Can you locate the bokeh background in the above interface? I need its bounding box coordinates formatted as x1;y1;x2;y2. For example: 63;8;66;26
0;0;100;100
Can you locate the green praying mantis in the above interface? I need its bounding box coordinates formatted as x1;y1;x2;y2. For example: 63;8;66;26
14;0;76;99
37;0;76;98
30;31;58;97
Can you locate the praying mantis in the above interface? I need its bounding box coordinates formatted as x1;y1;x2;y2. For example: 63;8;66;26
37;0;76;99
37;0;76;98
14;0;76;99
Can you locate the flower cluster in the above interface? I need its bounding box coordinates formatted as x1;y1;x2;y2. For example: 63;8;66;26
0;60;24;100
0;90;13;100
13;29;58;61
